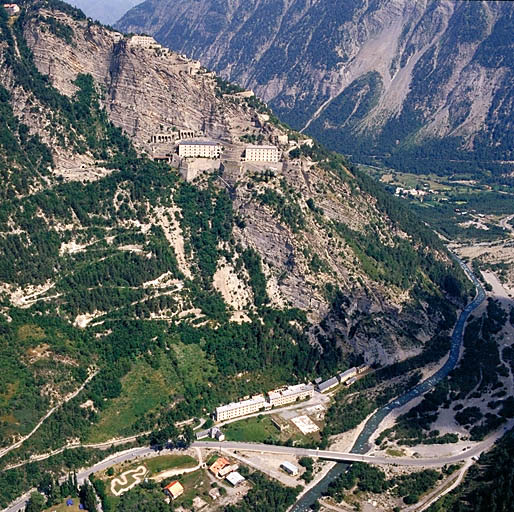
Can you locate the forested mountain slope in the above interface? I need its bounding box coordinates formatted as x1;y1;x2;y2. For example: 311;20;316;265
0;0;468;477
118;0;514;176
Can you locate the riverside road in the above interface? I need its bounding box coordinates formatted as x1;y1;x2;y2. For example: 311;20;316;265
2;258;489;512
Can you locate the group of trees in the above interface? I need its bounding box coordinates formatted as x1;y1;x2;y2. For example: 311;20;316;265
325;463;440;505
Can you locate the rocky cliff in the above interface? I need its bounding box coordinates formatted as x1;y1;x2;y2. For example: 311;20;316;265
118;0;514;175
0;0;468;454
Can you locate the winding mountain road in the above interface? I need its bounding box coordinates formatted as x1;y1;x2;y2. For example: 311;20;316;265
1;258;493;512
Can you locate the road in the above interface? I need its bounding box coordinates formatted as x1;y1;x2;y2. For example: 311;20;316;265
0;371;98;460
0;258;493;512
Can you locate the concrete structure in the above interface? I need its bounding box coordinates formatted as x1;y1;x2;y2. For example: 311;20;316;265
244;144;279;163
338;367;357;384
2;3;19;15
316;376;339;393
274;134;289;145
215;395;267;421
209;487;221;500
268;384;314;407
151;132;179;144
280;462;299;476
164;481;184;500
357;364;370;374
128;35;159;49
178;140;222;159
225;471;245;487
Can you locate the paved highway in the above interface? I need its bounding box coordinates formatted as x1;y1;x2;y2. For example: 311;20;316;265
1;258;489;512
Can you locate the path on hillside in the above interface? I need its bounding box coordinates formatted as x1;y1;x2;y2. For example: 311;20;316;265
0;370;98;460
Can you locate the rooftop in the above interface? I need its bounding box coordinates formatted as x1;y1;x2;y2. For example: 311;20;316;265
246;144;278;150
268;384;313;400
216;395;266;413
225;471;245;486
179;139;220;146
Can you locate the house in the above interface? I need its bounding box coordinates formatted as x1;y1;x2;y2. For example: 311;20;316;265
209;457;231;477
210;427;225;441
225;471;245;487
164;481;184;500
219;463;239;478
280;462;299;476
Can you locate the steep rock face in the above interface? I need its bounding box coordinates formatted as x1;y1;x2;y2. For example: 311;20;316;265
1;3;465;371
118;0;514;173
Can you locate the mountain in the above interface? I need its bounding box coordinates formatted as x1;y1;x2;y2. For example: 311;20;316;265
117;0;514;176
0;1;469;497
65;0;141;25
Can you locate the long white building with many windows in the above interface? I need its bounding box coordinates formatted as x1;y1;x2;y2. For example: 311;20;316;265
215;395;268;421
178;140;223;159
244;144;279;163
268;384;314;407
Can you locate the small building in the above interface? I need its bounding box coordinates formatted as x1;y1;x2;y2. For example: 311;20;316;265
218;463;239;478
244;144;279;163
2;3;19;15
225;471;245;487
178;140;222;159
164;480;184;500
209;457;231;477
345;376;357;386
210;427;225;441
215;395;267;421
192;496;208;510
274;134;289;146
280;462;299;476
316;376;339;393
268;384;314;407
208;487;221;500
195;429;210;440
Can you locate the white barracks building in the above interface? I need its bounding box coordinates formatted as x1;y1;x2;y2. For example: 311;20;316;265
245;144;279;163
215;395;268;421
268;384;314;407
178;140;223;159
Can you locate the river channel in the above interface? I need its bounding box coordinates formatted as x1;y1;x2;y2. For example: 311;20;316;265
291;258;485;511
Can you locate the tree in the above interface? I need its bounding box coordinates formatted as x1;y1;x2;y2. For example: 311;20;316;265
25;492;46;512
79;482;97;511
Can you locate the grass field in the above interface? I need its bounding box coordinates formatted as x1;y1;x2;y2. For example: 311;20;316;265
86;360;170;443
42;497;82;512
171;469;213;509
225;416;280;443
146;454;198;474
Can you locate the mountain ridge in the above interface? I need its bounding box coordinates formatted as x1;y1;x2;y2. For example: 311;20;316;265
0;1;469;483
117;0;514;175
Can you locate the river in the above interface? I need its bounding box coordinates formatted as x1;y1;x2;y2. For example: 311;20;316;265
290;258;485;511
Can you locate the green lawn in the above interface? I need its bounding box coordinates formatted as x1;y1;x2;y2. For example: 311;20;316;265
42;497;82;512
86;360;170;442
146;454;198;475
225;416;280;443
